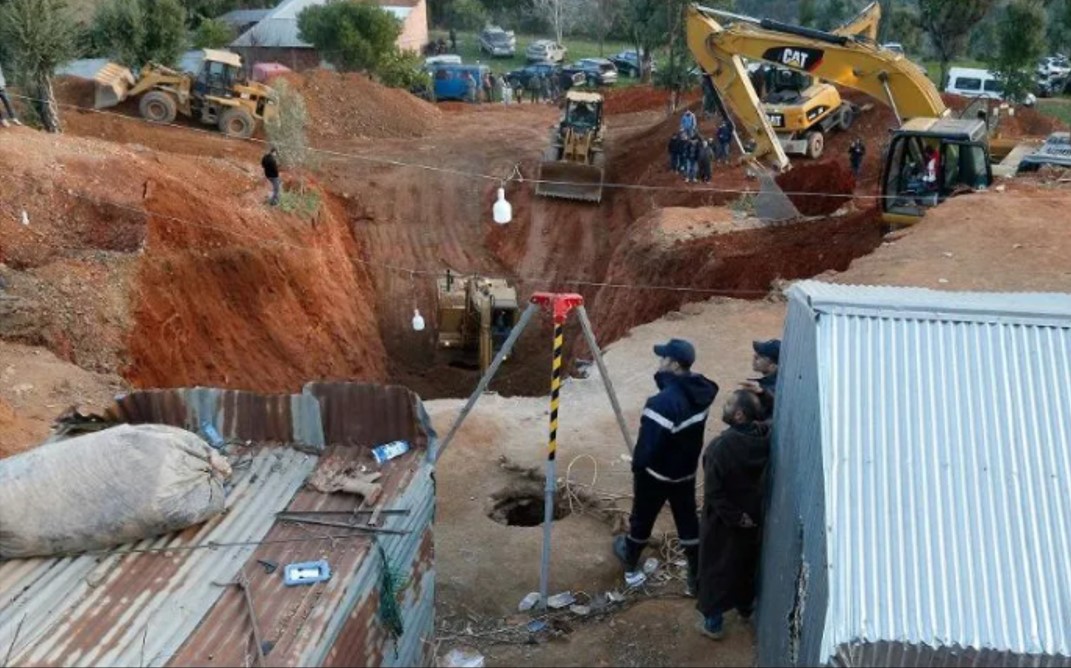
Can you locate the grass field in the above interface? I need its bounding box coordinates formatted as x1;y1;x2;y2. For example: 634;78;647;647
428;29;655;82
1038;98;1071;127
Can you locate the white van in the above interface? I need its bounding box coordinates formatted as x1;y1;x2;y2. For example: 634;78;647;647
945;67;1036;106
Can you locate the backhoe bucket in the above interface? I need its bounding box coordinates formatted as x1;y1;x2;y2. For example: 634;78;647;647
92;63;136;109
535;160;605;203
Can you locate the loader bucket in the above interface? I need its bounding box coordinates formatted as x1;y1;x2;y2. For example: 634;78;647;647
535;160;605;203
92;63;136;109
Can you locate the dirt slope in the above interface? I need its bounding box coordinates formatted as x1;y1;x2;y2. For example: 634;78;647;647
0;128;387;394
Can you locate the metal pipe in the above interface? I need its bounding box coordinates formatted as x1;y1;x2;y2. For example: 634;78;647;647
540;319;565;610
433;301;539;464
575;305;633;453
880;73;903;126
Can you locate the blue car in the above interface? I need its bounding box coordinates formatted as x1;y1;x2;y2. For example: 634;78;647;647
426;63;491;102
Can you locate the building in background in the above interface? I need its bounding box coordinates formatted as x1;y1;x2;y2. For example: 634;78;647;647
759;281;1071;666
231;0;429;72
216;8;273;36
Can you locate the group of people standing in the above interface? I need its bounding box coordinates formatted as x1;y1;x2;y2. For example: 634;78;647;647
669;110;734;184
461;71;558;106
614;336;781;641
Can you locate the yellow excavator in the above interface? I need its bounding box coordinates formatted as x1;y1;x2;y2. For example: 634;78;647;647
536;90;607;203
93;49;276;138
748;2;881;158
687;3;993;226
436;272;520;373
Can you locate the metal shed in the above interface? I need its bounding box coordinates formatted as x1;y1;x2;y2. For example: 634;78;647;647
758;281;1071;667
0;382;438;667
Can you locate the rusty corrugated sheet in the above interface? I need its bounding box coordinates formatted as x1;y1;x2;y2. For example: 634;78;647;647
0;447;317;667
0;382;437;668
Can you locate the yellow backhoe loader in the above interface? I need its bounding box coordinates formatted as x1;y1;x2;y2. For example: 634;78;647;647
93;49;276;139
436;272;520;373
536;90;606;203
687;3;993;226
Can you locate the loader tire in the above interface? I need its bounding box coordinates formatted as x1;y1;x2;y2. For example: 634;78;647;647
839;105;855;131
219;107;256;139
805;131;825;159
139;91;177;125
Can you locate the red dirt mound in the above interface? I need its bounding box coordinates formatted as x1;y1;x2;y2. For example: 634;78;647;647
587;205;883;345
776;161;855;216
0;129;388;392
279;70;441;142
603;85;701;115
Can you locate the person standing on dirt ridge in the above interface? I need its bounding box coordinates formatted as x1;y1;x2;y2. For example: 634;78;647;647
740;339;779;420
716;122;733;164
449;28;458;52
680;109;697;138
698;139;714;184
261;147;281;207
668;133;681;172
695;390;770;641
528;73;542;104
849;138;866;179
482;71;493;103
0;64;22;128
684;136;701;183
463;71;478;103
613;339;718;596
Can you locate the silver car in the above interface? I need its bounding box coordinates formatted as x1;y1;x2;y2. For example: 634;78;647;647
526;39;567;64
479;26;516;57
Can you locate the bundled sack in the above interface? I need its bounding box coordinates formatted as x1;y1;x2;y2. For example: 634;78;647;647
0;424;232;559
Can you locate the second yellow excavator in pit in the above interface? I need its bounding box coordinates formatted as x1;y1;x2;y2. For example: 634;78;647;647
436;272;520;373
687;3;993;227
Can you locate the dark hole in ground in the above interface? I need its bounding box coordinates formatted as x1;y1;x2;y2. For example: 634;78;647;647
487;490;571;527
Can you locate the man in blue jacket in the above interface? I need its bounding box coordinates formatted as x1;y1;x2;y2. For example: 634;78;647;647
614;338;719;594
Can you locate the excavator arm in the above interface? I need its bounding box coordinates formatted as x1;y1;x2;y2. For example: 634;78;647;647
832;1;881;41
686;7;790;170
689;4;947;122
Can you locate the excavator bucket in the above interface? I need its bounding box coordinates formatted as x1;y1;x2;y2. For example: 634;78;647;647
92;63;136;109
535;160;605;203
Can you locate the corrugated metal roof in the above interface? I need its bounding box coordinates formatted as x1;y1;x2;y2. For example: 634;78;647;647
759;281;1071;666
216;8;272;26
0;382;437;667
232;0;414;48
0;447;317;667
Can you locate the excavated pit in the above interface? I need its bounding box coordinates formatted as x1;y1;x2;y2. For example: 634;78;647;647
3;78;889;402
486;487;571;527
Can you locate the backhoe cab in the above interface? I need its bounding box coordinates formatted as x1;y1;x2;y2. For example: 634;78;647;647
535;90;607;203
93;49;277;139
436;273;520;373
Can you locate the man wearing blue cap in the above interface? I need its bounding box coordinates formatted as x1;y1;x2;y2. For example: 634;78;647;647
614;338;718;593
742;339;779;419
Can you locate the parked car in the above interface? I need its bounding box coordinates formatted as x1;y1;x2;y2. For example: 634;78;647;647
525;39;567;64
881;42;905;56
479;26;516;57
425;54;462;67
609;49;656;77
561;58;618;86
506;61;582;91
945;66;1036;106
425;63;491;102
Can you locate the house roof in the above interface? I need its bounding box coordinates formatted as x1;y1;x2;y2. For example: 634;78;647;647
0;383;437;667
231;0;415;49
782;281;1071;664
215;7;272;27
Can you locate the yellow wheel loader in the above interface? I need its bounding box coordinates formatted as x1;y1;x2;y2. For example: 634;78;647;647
93;49;277;139
436;272;520;373
536;90;607;203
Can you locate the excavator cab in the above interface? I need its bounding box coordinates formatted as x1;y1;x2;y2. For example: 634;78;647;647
881;118;992;227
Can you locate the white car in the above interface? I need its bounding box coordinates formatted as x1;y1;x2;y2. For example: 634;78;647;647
479;26;516;57
526;39;566;64
946;67;1036;106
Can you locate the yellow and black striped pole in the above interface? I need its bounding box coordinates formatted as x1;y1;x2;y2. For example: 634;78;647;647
532;292;582;610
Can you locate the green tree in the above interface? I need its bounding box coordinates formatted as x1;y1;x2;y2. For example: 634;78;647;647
916;0;996;88
991;0;1048;102
297;2;401;73
798;0;818;26
91;0;187;68
376;47;431;91
654;0;730;104
883;3;922;54
0;0;80;132
193;16;235;48
818;0;851;29
445;0;488;30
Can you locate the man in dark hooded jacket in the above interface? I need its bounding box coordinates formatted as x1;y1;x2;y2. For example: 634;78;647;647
741;338;779;420
696;390;770;640
614;338;718;593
